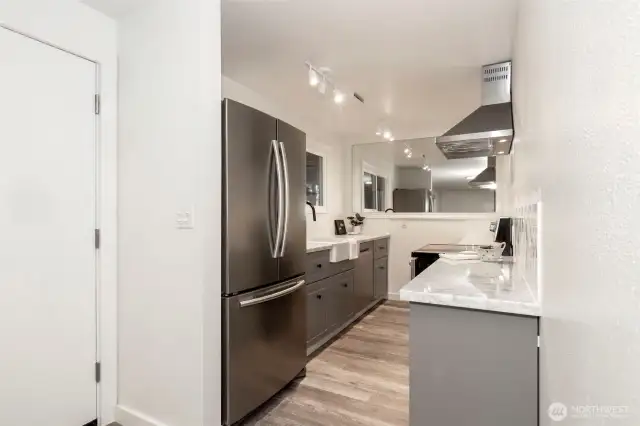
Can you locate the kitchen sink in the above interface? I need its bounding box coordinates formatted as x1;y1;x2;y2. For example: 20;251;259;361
308;238;358;262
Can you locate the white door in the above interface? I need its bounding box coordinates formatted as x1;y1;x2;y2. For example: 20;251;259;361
0;27;98;426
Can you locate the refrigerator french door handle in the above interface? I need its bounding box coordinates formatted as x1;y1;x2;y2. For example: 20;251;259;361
278;141;290;257
239;279;305;308
271;140;285;258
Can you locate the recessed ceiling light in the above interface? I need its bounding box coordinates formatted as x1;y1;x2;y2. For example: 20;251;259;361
333;90;345;104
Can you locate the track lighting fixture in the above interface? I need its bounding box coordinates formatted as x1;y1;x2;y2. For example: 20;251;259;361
308;68;319;87
333;90;345;104
318;77;327;95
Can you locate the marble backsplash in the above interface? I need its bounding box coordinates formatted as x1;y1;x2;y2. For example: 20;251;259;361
513;193;542;302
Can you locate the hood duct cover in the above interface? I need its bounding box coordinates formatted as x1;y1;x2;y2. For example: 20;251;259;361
469;157;496;188
436;62;514;160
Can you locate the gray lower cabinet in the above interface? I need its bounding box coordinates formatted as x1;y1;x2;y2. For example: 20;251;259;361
410;303;539;426
306;236;390;353
306;284;328;343
374;257;388;300
330;271;355;326
306;270;353;348
353;242;375;312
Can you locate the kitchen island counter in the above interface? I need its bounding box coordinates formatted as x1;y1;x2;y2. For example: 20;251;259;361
400;258;540;317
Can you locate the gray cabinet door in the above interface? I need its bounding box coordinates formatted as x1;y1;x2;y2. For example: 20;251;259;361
374;257;388;300
328;271;354;328
353;243;374;312
277;120;307;281
306;285;327;344
410;304;538;426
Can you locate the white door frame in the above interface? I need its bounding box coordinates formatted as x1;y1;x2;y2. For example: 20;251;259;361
0;7;117;424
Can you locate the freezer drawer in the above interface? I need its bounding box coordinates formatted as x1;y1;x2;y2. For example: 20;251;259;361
222;277;307;425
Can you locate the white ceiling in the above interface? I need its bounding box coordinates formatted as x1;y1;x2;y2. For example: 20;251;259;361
81;0;151;17
223;0;518;142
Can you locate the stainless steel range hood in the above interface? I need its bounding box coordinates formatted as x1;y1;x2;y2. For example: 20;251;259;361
436;61;513;159
469;157;496;189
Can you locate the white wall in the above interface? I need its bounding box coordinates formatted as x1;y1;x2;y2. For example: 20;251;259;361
513;1;640;423
435;189;495;213
117;1;221;426
364;216;496;298
222;76;345;238
0;2;118;424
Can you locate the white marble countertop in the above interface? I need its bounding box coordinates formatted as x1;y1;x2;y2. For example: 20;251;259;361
400;258;540;317
306;233;390;253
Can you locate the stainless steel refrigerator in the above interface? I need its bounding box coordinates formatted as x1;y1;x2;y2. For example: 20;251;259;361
221;99;307;425
393;188;435;212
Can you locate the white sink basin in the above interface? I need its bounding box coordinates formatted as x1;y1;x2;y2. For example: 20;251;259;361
308;238;358;262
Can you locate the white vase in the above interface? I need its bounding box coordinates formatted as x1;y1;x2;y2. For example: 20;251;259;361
350;225;362;235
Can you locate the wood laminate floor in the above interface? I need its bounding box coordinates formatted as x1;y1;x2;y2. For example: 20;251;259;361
242;301;410;426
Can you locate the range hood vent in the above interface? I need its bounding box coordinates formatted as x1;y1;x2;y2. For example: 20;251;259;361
469;157;496;189
436;61;514;160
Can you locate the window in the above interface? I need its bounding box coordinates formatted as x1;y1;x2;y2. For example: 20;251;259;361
306;151;326;211
363;171;386;211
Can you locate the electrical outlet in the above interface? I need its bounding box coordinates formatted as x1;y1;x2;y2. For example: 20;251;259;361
176;209;194;229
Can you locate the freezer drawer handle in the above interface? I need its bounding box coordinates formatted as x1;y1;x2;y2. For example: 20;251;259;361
239;280;305;308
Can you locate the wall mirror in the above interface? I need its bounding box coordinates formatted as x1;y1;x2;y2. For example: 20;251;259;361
352;137;497;214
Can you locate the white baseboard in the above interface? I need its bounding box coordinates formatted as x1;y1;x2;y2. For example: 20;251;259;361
387;292;401;301
115;405;171;426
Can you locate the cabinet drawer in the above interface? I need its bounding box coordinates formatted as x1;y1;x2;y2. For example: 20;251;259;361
306;250;332;283
306;250;354;284
358;241;374;255
374;238;389;259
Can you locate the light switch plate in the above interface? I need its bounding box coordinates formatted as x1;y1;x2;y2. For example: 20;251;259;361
176;209;194;229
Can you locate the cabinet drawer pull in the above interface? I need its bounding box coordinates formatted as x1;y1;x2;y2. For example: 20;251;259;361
316;263;323;268
360;248;370;253
378;266;385;270
316;294;322;299
342;283;348;288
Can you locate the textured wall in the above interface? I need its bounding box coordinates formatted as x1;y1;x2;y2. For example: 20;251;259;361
513;0;640;424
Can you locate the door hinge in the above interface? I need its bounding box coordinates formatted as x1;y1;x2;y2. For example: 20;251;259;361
94;229;101;250
95;362;101;383
94;94;101;115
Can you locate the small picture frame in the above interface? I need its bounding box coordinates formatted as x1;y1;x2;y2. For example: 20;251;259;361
334;219;347;235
